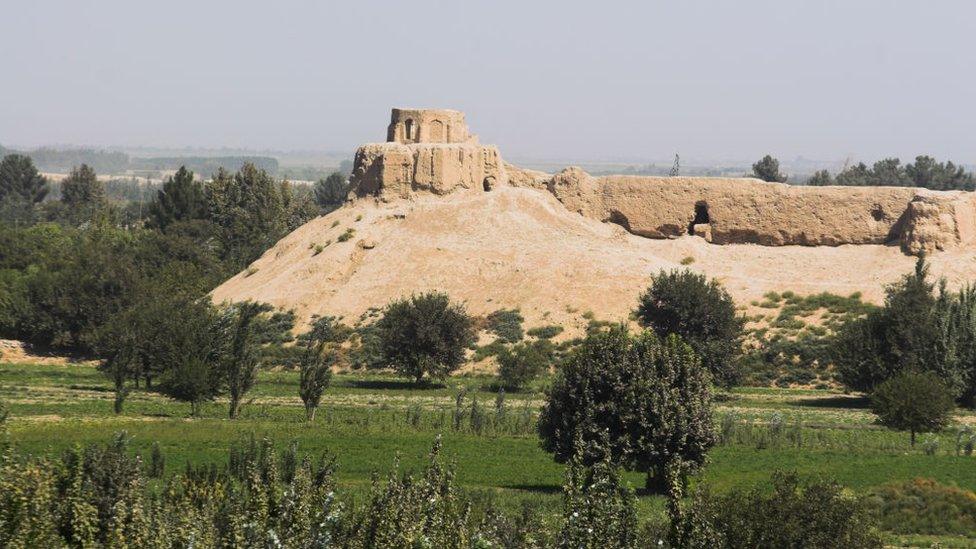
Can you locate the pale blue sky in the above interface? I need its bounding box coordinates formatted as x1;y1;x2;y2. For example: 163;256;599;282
2;0;974;163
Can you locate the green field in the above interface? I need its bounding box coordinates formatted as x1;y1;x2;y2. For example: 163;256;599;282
4;360;976;547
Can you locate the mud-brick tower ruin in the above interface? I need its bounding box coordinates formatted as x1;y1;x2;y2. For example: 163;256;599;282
351;108;506;199
386;108;475;144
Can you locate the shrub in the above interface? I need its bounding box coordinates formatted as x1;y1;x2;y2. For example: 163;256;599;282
486;309;524;343
871;370;955;446
557;452;641;549
375;292;476;383
671;472;883;548
496;340;551;390
868;478;976;537
337;228;355;242
538;326;714;492
528;325;564;339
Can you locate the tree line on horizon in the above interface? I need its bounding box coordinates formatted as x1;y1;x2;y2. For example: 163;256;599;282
750;153;975;190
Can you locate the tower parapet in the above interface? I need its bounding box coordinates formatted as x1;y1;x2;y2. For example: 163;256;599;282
386;108;476;144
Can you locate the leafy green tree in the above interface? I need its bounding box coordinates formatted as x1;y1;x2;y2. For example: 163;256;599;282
218;302;267;419
496;340;550;391
375;292;476;384
60;164;105;208
147;166;207;231
158;356;222;417
538;326;715;492
299;339;334;422
149;299;222;416
295;314;344;422
313;172;348;211
0;154;48;222
93;320;137;414
751;155;787;183
636;269;744;386
872;370;955;446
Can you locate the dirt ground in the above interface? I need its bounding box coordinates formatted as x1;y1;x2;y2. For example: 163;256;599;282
211;186;976;337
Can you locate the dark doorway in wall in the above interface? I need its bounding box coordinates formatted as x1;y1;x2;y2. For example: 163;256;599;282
483;176;495;192
688;201;710;234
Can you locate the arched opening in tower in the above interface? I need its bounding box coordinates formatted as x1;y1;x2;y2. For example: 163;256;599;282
404;119;415;141
688;201;710;235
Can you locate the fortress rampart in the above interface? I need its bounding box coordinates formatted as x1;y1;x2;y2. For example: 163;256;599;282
351;109;976;254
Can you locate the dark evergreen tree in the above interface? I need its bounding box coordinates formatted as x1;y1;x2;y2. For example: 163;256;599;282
751;155;787;182
0;154;49;205
313;172;348;211
60;164;105;208
206;163;287;268
806;169;833;186
834;257;951;393
147;166;207;231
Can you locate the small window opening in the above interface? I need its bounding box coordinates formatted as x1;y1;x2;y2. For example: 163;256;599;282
404;119;415;140
482;176;495;192
688;201;710;235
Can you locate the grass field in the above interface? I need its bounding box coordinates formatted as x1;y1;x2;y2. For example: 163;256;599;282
3;359;976;547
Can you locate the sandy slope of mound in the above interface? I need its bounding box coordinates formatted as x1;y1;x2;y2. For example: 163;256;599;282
211;186;976;334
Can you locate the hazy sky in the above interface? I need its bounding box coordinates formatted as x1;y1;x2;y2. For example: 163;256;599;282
2;1;975;163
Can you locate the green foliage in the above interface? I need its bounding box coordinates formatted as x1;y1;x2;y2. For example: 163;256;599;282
868;478;976;537
336;227;355;242
218;302;267;418
527;325;563;339
146;166;208;231
538;326;715;491
671;472;883;548
486;308;525;343
297;315;352;348
497;340;551;391
313;172;349;211
61;164;105;213
806;169;832;186
95;290;221;414
751;154;787;182
375;292;476;383
739;291;875;388
556;452;640;549
206;163;290;268
809;156;975;191
871;370;955;446
636;269;744;386
298;325;337;421
0;154;48;222
832;258;963;396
